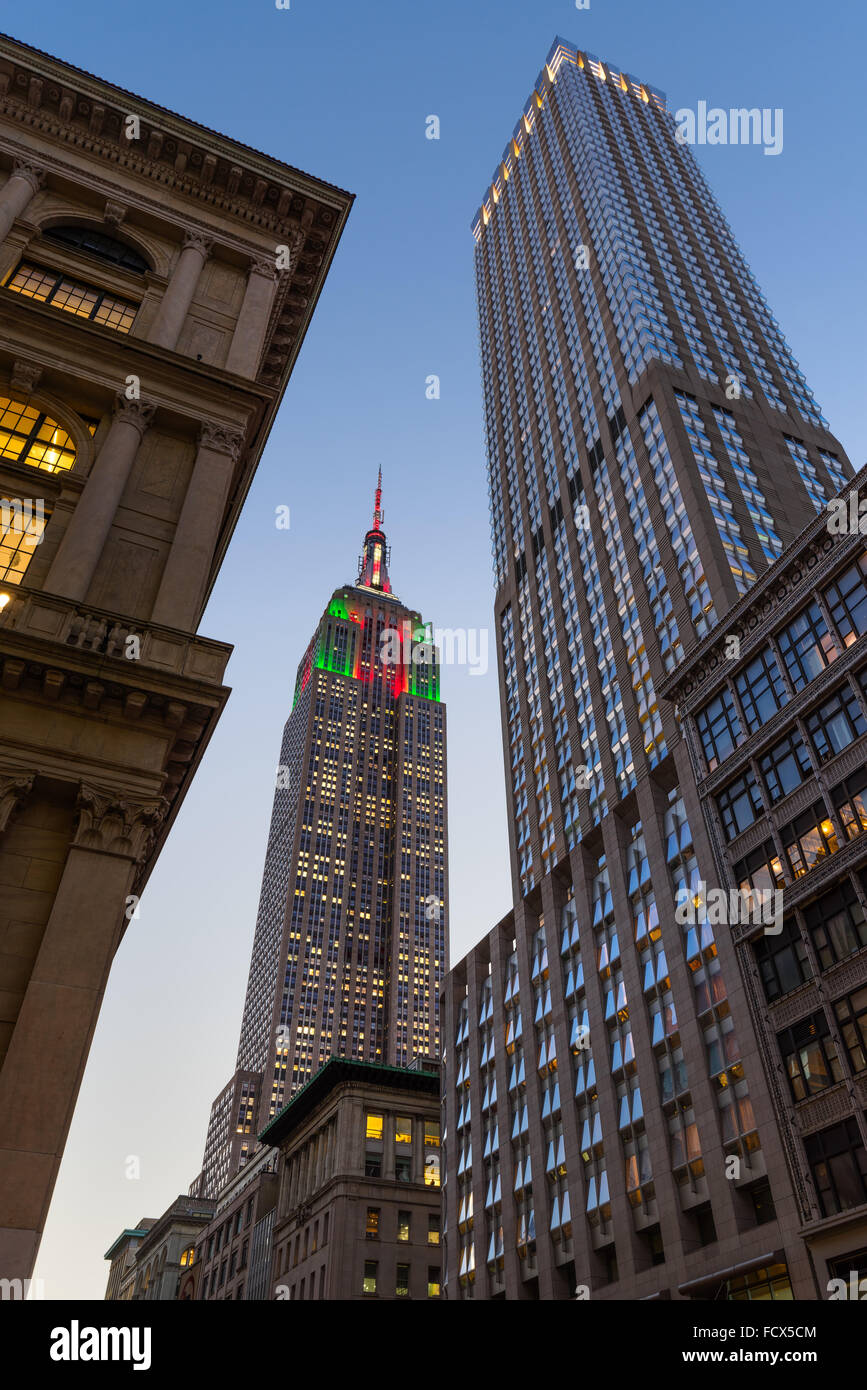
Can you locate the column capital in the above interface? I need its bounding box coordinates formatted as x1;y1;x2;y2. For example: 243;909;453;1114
10;159;45;194
250;256;280;282
182;230;214;259
0;768;35;834
198;420;245;461
73;783;169;863
113;392;156;437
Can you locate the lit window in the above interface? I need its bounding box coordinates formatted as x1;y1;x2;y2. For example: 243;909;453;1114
365;1207;380;1240
427;1266;441;1298
362;1260;377;1295
395;1116;412;1144
5;261;137;334
424;1150;441;1188
365;1113;383;1141
397;1211;411;1243
0;496;49;584
0;396;76;473
424;1120;440;1148
395;1263;410;1297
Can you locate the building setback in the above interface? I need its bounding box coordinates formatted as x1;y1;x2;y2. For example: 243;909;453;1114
197;485;448;1199
262;1057;442;1301
0;34;351;1281
662;466;867;1294
443;37;855;1299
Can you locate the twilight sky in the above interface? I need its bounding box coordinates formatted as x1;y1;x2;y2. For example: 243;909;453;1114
14;0;866;1298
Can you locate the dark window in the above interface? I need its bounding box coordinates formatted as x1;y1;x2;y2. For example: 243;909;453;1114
779;799;839;878
735;648;787;732
831;768;867;842
805;685;867;762
759;731;813;804
734;838;786;897
364;1151;382;1178
240;1240;248;1270
43;224;150;272
717;769;764;841
697;688;743;771
753;917;812;1002
395;1156;412;1182
777;601;838;692
833;988;867;1075
397;1211;411;1242
395;1263;411;1297
804;880;867;970
804;1118;867;1218
777;1011;843;1102
824;553;867;646
750;1182;777;1226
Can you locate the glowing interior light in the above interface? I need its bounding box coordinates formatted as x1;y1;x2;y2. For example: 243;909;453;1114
0;593;10;610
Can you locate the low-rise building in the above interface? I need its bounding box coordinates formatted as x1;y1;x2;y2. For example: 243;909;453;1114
262;1058;442;1300
129;1196;215;1301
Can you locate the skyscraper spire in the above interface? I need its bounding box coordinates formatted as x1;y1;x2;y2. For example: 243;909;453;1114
373;465;383;530
357;468;392;594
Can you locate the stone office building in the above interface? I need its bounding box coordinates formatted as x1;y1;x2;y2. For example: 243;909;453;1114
663;467;867;1295
0;33;352;1280
263;1058;442;1301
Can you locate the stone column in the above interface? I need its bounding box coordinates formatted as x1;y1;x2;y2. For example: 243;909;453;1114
0;161;44;245
150;423;244;632
224;258;279;377
0;784;167;1280
147;232;212;351
44;395;155;603
0;770;35;835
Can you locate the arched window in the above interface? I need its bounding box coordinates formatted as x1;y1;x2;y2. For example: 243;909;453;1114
43;225;150;274
180;1246;195;1268
0;395;76;473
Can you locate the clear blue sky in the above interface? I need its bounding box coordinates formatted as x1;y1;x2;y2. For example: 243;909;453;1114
18;0;866;1298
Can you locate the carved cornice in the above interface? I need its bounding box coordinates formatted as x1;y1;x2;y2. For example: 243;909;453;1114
198;421;244;461
662;466;867;709
73;783;169;862
113;391;156;437
0;768;34;833
696;638;867;800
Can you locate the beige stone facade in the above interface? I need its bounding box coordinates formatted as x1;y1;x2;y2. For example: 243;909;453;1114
0;34;352;1280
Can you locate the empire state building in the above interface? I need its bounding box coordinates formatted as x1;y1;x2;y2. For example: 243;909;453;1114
199;478;448;1198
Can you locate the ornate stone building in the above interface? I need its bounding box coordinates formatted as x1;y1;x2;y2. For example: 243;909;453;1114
662;466;867;1294
0;33;352;1279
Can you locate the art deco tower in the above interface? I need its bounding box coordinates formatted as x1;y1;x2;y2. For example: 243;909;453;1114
198;480;448;1199
442;38;856;1301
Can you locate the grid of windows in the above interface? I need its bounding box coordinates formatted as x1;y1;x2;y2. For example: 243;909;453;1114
6;261;137;333
803;881;867;971
777;1012;842;1103
734;647;787;733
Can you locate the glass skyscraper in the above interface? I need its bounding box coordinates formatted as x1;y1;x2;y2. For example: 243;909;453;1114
198;481;448;1199
443;38;854;1300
